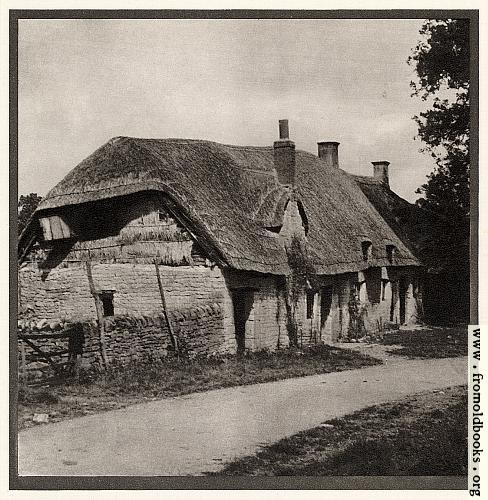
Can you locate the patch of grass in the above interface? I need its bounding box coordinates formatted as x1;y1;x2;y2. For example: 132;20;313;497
381;326;467;359
211;386;467;476
18;344;380;430
18;387;60;405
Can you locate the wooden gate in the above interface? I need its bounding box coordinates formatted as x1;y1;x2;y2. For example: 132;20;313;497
18;325;84;382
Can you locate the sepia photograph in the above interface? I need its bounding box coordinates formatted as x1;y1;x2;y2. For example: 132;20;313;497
11;8;477;490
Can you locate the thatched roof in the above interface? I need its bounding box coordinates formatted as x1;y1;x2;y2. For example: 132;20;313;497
352;174;442;271
26;136;421;274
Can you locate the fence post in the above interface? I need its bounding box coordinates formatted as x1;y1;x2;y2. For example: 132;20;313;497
154;261;179;358
85;260;109;368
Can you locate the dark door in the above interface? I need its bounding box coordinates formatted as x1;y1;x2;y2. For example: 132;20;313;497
399;278;407;324
232;289;254;355
320;286;333;330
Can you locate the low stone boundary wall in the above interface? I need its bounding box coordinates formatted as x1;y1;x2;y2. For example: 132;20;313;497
18;302;226;378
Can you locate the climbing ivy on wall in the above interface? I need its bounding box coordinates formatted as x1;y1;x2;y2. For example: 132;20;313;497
347;289;368;340
284;235;317;348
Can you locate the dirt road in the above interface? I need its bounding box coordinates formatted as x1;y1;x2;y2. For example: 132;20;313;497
18;356;467;476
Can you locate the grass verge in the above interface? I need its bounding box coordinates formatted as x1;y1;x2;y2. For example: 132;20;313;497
211;385;467;476
381;326;467;358
18;344;380;430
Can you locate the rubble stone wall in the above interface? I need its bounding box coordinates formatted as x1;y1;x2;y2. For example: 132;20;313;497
18;303;225;377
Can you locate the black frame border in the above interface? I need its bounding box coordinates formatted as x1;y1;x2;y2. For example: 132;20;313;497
10;8;479;491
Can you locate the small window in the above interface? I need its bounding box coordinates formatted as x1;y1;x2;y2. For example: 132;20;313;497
306;291;315;319
99;291;114;317
386;244;396;263
361;241;372;261
381;280;387;301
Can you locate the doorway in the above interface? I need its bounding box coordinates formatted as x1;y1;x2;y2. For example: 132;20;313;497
232;289;254;355
399;278;408;324
320;286;333;332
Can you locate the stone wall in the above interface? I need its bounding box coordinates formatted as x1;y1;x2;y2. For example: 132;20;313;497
223;271;289;351
351;267;422;335
297;268;422;342
18;261;236;360
296;274;351;344
280;200;306;240
18;303;226;377
92;303;226;365
19;262;230;322
359;268;392;333
19;259;423;365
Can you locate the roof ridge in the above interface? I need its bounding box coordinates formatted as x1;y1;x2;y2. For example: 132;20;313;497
118;136;329;158
123;136;274;151
349;173;382;183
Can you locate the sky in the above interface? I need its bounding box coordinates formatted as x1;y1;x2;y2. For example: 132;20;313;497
18;18;436;202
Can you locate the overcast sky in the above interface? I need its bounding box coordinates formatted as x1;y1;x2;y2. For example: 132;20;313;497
19;18;435;202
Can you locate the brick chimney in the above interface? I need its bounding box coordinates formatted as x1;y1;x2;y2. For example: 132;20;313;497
274;119;296;186
317;141;340;168
372;161;390;186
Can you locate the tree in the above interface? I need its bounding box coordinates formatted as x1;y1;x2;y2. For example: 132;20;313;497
409;19;469;215
408;19;470;322
18;193;42;236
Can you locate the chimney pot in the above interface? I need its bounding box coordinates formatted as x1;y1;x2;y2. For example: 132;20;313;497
279;119;289;140
317;141;340;168
274;120;295;185
372;161;390;186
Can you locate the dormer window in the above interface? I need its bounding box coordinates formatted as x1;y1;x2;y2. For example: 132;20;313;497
265;226;282;234
386;244;397;264
361;240;372;261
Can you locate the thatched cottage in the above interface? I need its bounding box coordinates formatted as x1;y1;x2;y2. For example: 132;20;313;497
18;120;425;362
